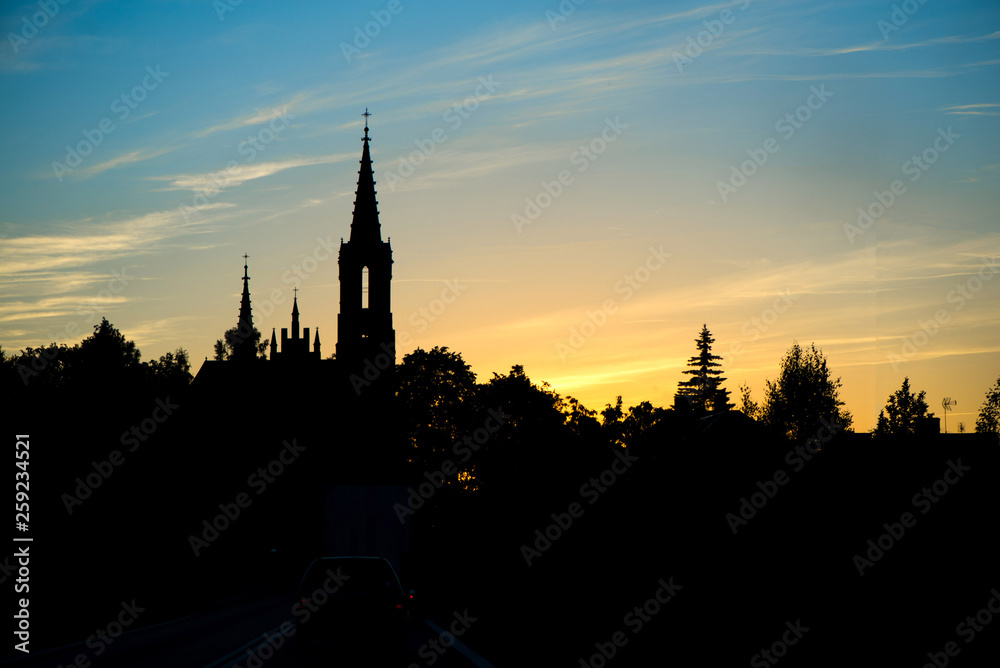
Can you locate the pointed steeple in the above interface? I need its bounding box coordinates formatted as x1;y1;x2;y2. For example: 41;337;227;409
314;327;321;356
269;328;277;359
350;109;382;246
234;254;258;362
337;109;395;373
291;287;300;340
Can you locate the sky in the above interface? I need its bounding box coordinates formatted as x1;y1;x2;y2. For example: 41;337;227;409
1;0;998;432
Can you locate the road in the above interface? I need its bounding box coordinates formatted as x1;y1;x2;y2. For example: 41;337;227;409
1;592;494;668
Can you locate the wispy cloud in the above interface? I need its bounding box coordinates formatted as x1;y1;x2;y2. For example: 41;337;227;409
730;31;1000;57
147;153;355;193
942;103;1000;116
0;207;211;276
69;146;175;179
193;95;309;138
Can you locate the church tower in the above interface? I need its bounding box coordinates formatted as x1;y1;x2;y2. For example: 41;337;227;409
337;111;395;371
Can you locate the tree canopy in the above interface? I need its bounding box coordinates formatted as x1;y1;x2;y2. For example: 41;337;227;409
214;325;267;361
759;342;852;442
976;374;1000;436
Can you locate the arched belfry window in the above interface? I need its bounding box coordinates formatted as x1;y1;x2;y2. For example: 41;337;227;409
362;266;369;309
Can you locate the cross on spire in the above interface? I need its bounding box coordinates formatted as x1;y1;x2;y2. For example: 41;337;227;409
243;253;250;279
362;108;371;141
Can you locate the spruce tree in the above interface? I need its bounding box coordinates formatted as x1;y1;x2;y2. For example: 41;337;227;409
676;324;732;414
872;377;930;440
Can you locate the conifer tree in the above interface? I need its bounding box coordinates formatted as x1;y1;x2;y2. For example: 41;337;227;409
676;324;732;414
872;377;930;440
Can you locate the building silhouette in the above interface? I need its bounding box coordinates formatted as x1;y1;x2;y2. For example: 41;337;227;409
189;110;404;503
337;113;396;375
195;111;394;385
270;290;322;363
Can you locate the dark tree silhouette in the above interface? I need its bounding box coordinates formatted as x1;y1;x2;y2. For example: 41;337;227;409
78;317;141;368
738;382;760;420
149;348;194;393
476;365;606;493
213;325;266;361
760;342;852;442
479;365;568;433
976;373;1000;436
396;346;478;485
601;396;667;448
872;377;930;440
4;341;70;388
675;324;732;414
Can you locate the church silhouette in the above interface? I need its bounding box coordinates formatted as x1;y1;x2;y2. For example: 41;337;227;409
193;111;397;402
186;112;405;555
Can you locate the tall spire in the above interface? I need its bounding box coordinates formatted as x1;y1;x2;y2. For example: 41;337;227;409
234;253;258;362
291;287;300;340
350;108;381;245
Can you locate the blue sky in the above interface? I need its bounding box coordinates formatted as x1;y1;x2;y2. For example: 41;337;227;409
2;0;999;430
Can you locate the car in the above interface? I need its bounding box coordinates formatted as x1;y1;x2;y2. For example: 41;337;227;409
293;555;409;660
